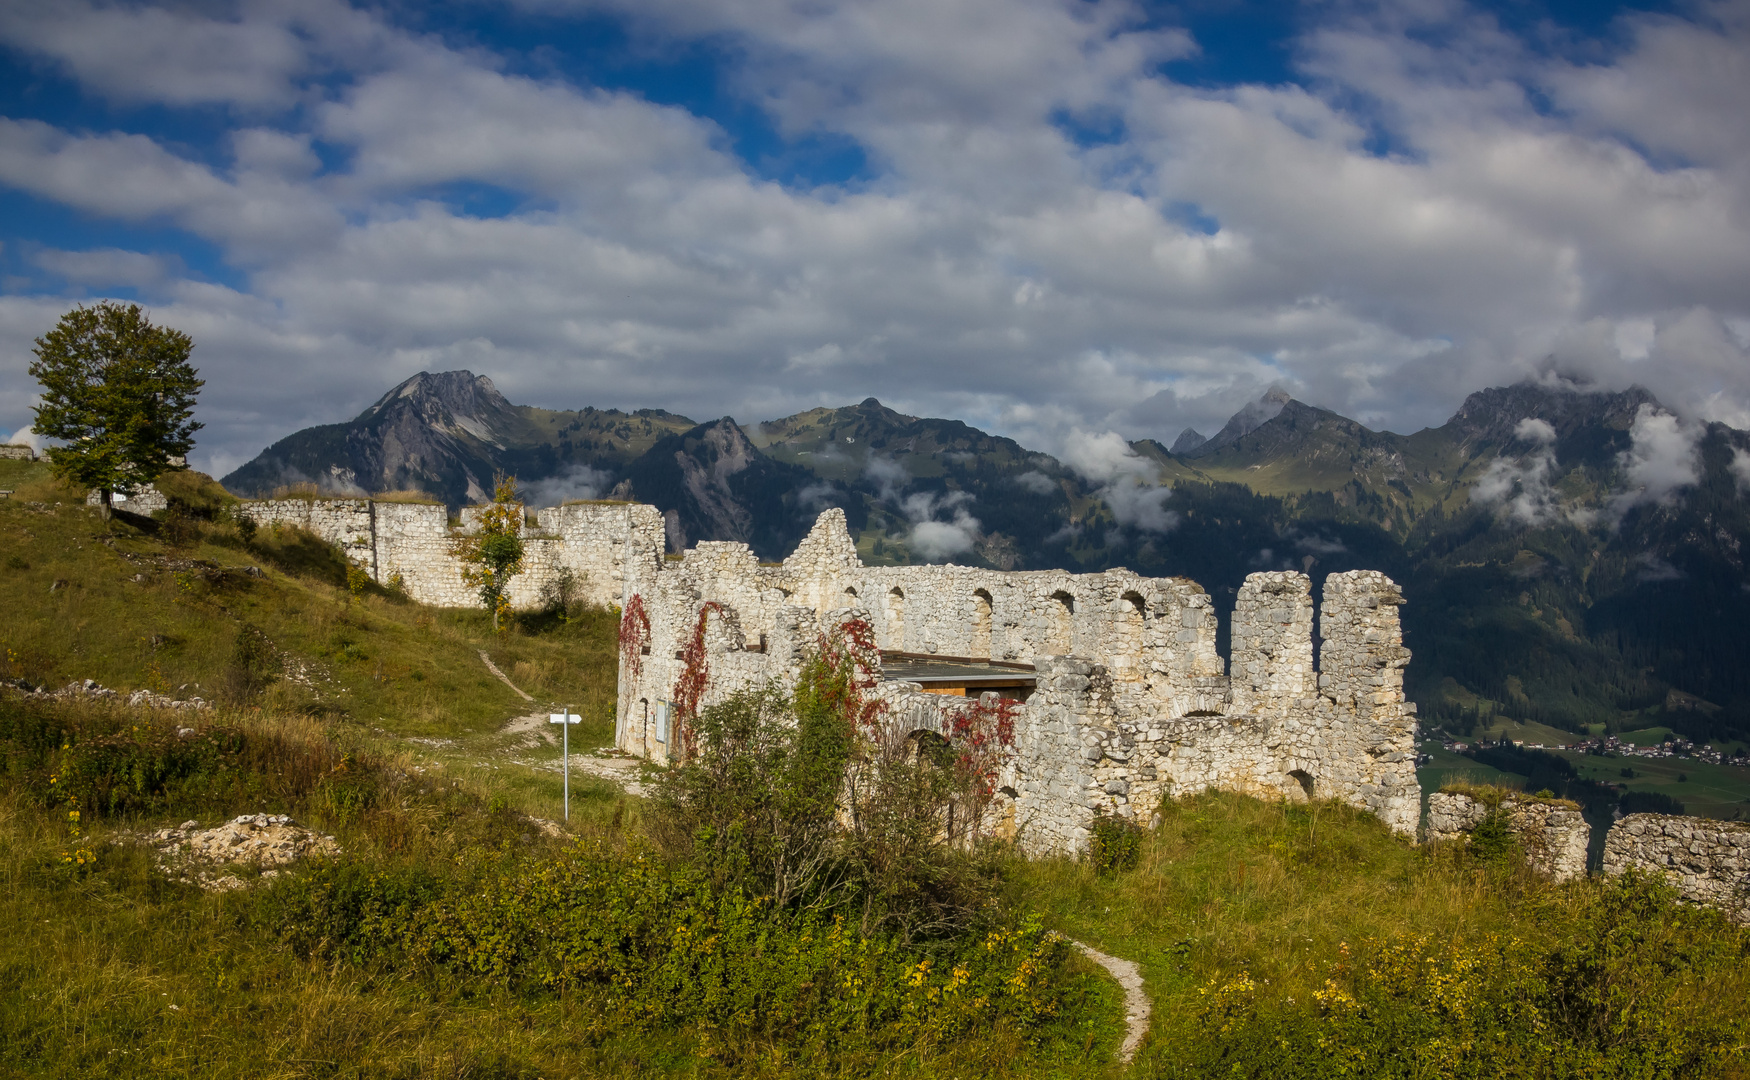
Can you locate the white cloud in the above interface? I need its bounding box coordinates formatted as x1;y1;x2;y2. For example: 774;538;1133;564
1611;405;1702;520
1470;416;1563;525
1732;449;1750;494
909;516;978;560
0;0;1749;480
1061;429;1177;531
893;488;981;561
6;426;43;452
1013;469;1057;495
33;248;174;289
863;455;909;501
524;463;612;505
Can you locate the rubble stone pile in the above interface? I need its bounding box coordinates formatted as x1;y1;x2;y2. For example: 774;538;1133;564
145;813;340;891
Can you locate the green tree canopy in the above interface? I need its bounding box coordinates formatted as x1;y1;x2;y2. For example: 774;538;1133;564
451;474;526;629
29;302;203;515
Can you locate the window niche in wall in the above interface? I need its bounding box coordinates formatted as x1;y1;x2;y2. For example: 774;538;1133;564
972;589;993;659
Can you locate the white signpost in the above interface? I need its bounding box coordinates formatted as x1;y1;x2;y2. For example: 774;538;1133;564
549;706;581;820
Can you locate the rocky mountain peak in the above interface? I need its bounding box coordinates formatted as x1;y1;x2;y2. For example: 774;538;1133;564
1445;381;1659;451
1184;387;1298;458
362;370;518;446
1170;428;1208;454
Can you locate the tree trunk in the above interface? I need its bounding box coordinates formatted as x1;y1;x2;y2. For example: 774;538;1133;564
99;488;112;522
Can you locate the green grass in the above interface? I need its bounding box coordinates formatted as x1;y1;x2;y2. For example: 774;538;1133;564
1006;791;1750;1075
1556;749;1750;821
1415;743;1526;800
0;468;618;742
1616;726;1677;747
1465;717;1584;747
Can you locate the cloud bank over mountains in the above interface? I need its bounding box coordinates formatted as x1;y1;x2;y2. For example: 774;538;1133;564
2;0;1749;480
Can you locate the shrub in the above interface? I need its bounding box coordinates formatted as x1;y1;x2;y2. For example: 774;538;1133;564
270;840;1073;1060
1087;806;1142;875
1468;807;1518;864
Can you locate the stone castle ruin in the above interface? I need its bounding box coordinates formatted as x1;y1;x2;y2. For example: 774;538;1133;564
130;490;1750;901
235;496;1420;855
613;509;1421;854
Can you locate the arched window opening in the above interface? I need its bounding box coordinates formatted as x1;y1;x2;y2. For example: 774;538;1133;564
1289;769;1315;802
1110;591;1147;677
1048;590;1074;655
972;589;994;659
886;587;906;650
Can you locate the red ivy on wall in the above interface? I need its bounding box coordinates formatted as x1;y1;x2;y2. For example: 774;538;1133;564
947;694;1018;799
672;600;725;757
618;593;651;682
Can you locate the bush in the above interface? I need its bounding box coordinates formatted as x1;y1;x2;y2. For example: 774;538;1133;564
1087;806;1142;875
270;840;1073;1059
1468;807;1518;864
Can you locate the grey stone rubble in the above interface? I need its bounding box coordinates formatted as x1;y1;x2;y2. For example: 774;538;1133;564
2;677;210;710
1425;791;1589;882
143;813;340;892
0;444;35;460
617;508;1420;855
1603;813;1750;924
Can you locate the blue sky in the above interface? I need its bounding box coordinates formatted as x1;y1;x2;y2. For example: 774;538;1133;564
1;0;1747;484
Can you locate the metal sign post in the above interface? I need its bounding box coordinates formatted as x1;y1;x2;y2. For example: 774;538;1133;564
549;706;580;820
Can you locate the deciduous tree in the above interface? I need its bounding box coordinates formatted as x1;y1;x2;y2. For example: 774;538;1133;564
452;474;526;630
29;302;203;518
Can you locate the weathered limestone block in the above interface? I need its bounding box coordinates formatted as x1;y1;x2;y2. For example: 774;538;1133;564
1604;814;1750;923
1426;791;1588;882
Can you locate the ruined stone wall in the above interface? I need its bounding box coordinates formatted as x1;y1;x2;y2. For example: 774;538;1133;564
239;498;377;574
85;482;170;515
236;498;663;611
1604;814;1750;923
613;508;1422;851
0;445;35;460
1230;572;1316;714
1426;791;1589;882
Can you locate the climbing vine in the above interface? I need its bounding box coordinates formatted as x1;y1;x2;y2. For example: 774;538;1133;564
946;694;1019;838
672;601;725;757
618;593;651;682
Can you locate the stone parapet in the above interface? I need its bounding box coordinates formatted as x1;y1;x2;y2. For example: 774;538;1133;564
0;445;35;460
1604;813;1750;923
1426;791;1589;881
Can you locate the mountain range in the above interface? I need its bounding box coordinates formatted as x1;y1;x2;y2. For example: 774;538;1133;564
222;371;1750;745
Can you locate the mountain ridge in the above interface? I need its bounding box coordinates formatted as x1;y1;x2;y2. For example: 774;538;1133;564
221;371;1750;745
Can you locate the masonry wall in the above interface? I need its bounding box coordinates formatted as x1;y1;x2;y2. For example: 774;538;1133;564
0;445;34;461
235;498;664;611
1604;813;1750;923
1426;791;1589;881
615;507;1423;851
